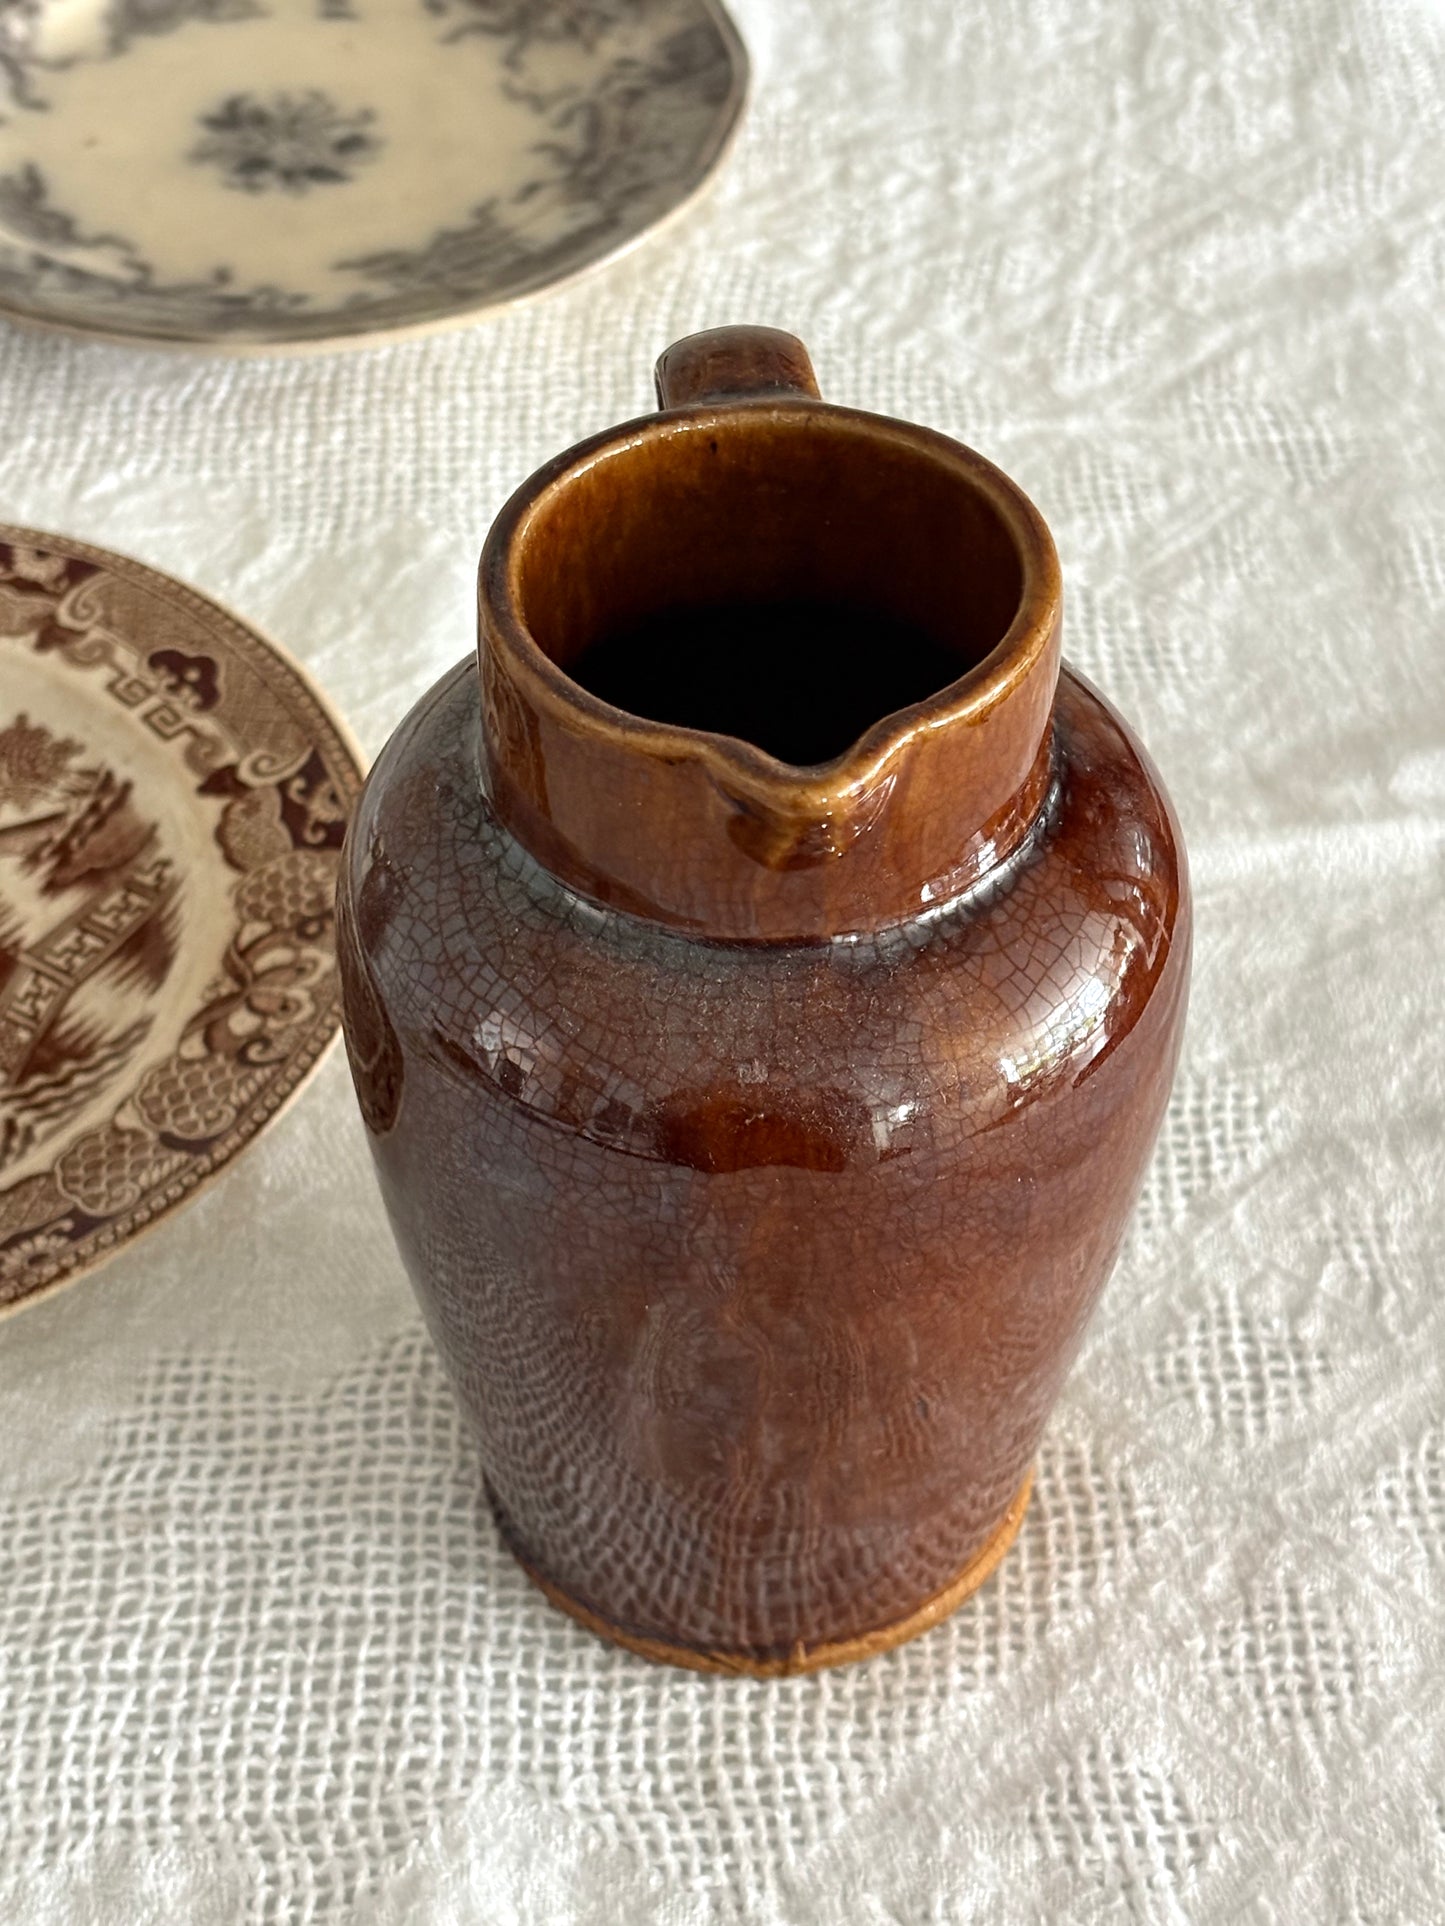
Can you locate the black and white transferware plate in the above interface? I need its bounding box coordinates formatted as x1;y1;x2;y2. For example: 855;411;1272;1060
0;0;747;349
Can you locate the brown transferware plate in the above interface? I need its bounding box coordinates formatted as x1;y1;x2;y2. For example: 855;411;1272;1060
0;527;363;1312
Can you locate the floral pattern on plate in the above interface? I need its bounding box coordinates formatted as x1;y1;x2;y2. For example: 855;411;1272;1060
189;90;382;194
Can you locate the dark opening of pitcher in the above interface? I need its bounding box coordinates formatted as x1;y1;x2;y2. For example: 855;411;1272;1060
572;596;973;767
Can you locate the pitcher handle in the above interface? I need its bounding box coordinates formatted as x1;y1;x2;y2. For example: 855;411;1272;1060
654;327;822;409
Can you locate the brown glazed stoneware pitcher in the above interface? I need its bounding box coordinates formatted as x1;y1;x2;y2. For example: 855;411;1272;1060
336;328;1191;1676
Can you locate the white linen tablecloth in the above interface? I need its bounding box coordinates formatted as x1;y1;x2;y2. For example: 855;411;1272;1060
1;0;1442;1918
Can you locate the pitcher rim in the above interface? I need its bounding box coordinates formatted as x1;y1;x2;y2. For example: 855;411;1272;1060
478;398;1063;809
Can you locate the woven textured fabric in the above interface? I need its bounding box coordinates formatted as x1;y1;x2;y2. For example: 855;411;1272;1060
1;0;1443;1917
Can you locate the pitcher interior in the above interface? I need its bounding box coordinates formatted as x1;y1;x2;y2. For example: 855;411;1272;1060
509;412;1028;770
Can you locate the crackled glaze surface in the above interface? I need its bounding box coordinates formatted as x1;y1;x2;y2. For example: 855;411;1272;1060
341;661;1189;1663
0;0;745;348
337;330;1191;1668
0;528;362;1309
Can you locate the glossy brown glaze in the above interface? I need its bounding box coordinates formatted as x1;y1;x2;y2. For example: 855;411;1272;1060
337;329;1191;1671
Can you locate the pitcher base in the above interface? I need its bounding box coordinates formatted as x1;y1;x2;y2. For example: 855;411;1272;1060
494;1470;1034;1678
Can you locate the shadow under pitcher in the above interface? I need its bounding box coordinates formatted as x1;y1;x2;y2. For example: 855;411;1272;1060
335;327;1191;1675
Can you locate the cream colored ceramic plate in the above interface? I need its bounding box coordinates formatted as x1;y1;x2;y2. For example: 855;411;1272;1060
0;528;364;1311
0;0;746;350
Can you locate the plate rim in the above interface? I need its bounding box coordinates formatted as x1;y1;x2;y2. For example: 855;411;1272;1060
0;0;750;357
0;522;369;1317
